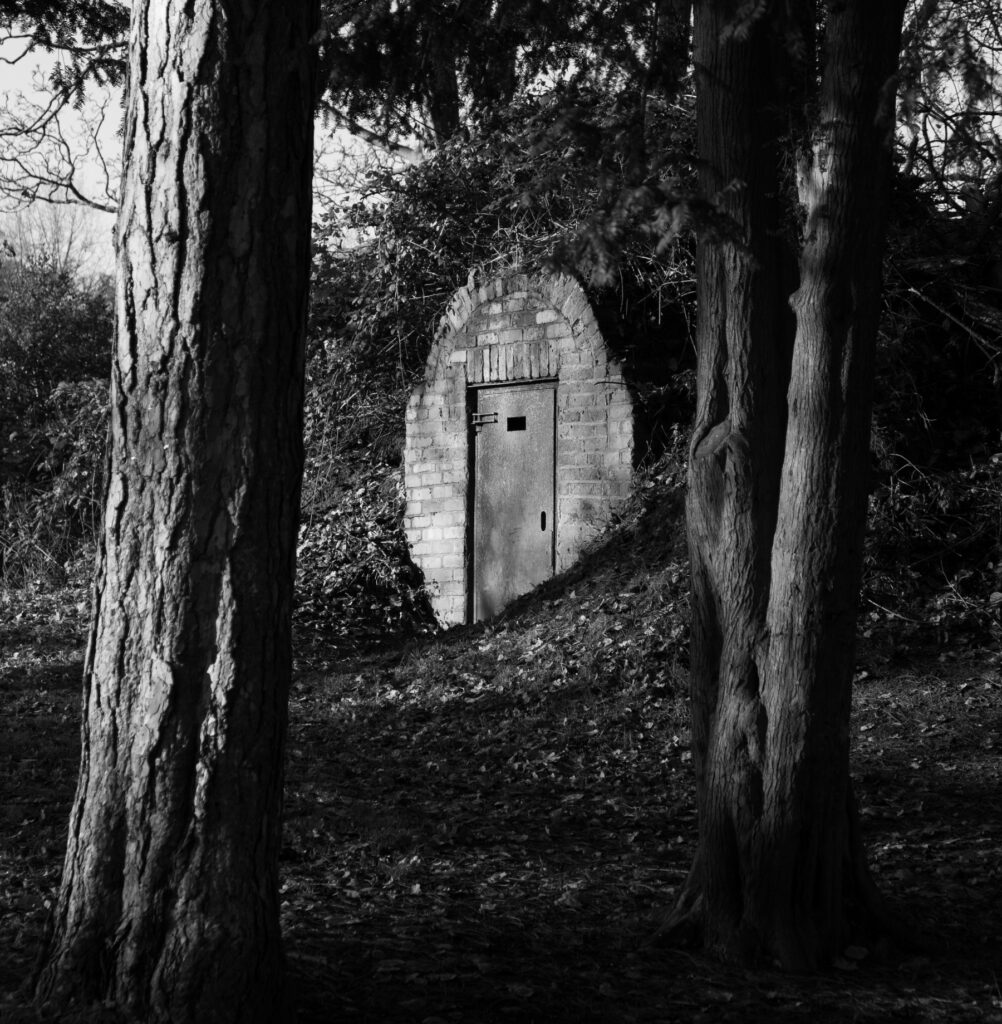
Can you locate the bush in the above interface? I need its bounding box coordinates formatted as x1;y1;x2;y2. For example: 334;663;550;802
864;454;1002;641
1;377;108;589
0;246;113;589
0;257;113;421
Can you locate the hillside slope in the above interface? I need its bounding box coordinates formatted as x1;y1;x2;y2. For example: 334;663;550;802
1;468;1001;1023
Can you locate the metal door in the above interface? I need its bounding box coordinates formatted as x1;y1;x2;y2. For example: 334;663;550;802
472;383;556;621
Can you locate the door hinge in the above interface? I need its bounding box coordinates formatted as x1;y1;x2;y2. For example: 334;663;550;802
471;411;498;430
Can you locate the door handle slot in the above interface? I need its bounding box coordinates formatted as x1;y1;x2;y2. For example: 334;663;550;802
540;511;546;531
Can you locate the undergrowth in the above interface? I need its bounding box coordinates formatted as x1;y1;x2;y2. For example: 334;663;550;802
0;378;106;590
864;455;1002;642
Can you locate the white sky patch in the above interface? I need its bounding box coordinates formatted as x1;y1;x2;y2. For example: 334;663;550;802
0;35;120;272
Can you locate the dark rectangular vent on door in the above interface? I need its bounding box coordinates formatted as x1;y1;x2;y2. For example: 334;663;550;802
507;416;526;431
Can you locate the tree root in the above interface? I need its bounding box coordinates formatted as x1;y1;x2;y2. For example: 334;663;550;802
647;785;932;965
646;857;705;949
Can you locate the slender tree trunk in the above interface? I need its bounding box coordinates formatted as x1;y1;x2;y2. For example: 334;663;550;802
654;0;692;95
673;0;906;967
34;2;317;1021
423;30;461;145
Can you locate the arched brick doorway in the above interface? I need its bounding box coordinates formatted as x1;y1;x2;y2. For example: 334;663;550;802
404;272;633;625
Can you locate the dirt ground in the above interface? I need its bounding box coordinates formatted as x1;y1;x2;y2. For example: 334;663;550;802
1;555;1001;1022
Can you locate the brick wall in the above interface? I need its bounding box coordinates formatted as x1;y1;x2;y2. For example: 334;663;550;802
404;272;633;625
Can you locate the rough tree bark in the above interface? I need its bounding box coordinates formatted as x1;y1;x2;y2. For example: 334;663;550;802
33;1;318;1020
672;0;908;967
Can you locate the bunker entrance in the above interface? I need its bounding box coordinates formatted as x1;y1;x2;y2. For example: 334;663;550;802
471;381;556;622
404;272;634;626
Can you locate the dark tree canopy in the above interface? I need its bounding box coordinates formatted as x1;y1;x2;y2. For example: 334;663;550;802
318;0;691;148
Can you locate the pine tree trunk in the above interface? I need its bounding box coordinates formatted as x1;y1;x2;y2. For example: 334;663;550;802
676;0;906;967
34;2;317;1020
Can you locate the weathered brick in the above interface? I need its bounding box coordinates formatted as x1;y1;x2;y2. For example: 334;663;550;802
546;344;558;376
528;343;540;379
536;308;561;324
566;481;605;497
434;511;465;527
563;467;602;482
561;365;596;382
560;292;588;323
440;433;466;451
510;342;526;378
556;446;585;463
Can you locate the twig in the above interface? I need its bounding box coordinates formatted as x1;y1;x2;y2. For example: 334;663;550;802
865;598;920;624
908;286;1001;364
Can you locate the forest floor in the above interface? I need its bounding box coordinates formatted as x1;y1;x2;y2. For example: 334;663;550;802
1;488;1001;1023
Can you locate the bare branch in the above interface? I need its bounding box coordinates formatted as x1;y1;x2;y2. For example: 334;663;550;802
0;76;120;213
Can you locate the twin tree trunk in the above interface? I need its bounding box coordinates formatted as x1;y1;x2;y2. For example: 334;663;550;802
677;0;907;966
34;2;318;1021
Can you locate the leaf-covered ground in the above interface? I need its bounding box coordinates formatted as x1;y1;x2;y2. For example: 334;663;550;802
1;488;1001;1023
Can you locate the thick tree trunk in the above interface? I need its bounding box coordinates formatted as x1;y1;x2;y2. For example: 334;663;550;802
34;2;317;1021
674;0;906;967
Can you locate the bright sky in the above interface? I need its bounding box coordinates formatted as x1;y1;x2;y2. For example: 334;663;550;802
0;35;119;273
0;30;390;275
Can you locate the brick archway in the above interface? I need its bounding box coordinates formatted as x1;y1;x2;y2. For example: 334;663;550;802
404;272;633;625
